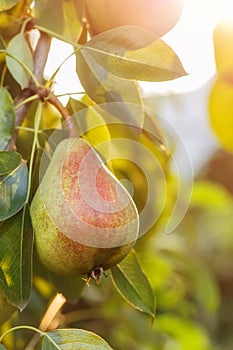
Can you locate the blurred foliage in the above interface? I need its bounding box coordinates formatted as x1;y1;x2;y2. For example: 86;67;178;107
0;1;232;350
209;19;233;152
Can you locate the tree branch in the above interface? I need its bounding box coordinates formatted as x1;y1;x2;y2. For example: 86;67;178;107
6;31;52;150
6;29;79;150
46;92;79;138
32;32;52;85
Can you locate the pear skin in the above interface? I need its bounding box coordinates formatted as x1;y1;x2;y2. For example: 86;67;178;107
30;138;139;278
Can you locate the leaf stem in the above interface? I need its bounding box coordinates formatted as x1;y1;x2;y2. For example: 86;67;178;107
25;102;42;204
0;326;44;343
0;64;7;87
55;91;86;98
35;25;81;49
16;126;42;133
5;30;52;150
46;92;79;137
45;50;77;89
15;94;39;110
5;29;79;151
21;17;33;35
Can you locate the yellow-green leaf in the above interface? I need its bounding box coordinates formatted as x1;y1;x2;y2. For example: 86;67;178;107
156;315;212;350
76;47;143;106
0;150;21;176
42;329;113;349
6;32;33;88
0;159;28;221
78;25;187;82
34;0;85;43
209;77;233;152
0;87;15;150
0;0;19;12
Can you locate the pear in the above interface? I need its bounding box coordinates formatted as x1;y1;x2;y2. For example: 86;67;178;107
30;138;139;281
85;0;184;37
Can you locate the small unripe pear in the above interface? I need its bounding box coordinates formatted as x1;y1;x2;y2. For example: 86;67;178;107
30;138;139;281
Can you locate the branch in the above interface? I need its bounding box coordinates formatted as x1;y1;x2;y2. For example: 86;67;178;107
46;92;79;138
6;31;52;150
6;29;79;150
32;32;52;85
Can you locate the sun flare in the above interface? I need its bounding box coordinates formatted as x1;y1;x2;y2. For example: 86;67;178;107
45;0;233;96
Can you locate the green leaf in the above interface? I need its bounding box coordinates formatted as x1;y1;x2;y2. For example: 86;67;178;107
77;25;187;82
163;250;220;313
6;32;34;88
0;159;28;221
76;46;143;120
0;87;15;150
0;205;34;310
111;250;155;319
0;0;19;12
42;329;113;350
34;0;85;43
0;344;7;350
190;181;233;277
0;150;21;176
190;262;220;313
156;315;212;350
191;180;233;210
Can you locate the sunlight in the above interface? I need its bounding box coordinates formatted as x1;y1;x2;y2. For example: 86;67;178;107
45;0;233;97
221;0;233;21
142;0;232;94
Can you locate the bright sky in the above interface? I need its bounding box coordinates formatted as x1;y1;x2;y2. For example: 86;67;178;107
45;0;233;98
142;0;233;94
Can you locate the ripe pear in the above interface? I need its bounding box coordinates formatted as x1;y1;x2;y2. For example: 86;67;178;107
85;0;184;37
0;288;16;325
30;138;139;280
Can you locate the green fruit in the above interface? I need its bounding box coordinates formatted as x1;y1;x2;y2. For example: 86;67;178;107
0;288;16;325
30;138;139;282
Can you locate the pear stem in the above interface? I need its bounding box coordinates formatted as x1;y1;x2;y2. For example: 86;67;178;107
85;266;107;286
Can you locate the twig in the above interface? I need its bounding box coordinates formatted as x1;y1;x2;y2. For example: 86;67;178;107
5;28;79;150
6;31;52;150
24;293;66;350
31;32;51;86
46;92;79;138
